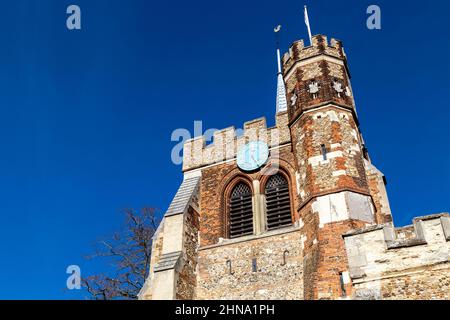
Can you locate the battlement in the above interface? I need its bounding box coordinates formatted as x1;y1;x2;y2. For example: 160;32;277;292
182;112;290;171
344;213;450;281
282;34;345;75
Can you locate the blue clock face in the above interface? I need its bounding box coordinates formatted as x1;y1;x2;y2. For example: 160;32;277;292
236;141;269;172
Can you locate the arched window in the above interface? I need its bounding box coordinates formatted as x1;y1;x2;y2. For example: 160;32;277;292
229;183;253;238
265;174;292;230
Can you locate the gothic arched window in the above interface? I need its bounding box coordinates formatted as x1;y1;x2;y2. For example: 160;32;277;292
265;174;292;230
229;183;253;238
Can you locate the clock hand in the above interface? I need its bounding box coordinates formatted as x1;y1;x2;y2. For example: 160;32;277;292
250;153;260;165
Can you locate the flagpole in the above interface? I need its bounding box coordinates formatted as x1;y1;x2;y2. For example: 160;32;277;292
304;5;313;46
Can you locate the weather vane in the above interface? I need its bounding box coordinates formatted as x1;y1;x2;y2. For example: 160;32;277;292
274;25;282;74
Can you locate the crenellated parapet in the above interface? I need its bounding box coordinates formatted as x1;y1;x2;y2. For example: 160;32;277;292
282;34;345;76
343;213;450;299
182;112;290;171
281;35;355;126
344;213;450;284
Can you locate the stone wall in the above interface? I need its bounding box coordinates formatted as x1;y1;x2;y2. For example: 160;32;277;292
380;264;449;300
196;227;304;300
344;214;450;300
138;219;165;300
365;160;393;224
176;206;199;299
139;207;200;300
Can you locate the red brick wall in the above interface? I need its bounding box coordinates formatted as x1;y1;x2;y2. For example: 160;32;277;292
291;106;370;209
199;147;299;246
300;200;366;299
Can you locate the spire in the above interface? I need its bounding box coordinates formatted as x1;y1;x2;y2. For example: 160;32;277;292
274;25;287;113
276;67;288;113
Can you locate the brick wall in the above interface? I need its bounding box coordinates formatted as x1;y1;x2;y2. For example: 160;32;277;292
291;107;370;207
299;200;367;299
199;146;299;246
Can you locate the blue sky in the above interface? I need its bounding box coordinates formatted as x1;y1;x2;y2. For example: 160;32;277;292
0;0;448;299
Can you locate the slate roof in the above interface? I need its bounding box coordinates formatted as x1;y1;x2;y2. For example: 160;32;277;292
164;176;200;217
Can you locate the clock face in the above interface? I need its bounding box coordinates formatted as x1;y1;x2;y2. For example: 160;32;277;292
236;141;269;172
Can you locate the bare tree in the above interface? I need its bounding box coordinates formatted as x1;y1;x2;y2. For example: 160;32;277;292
82;207;158;300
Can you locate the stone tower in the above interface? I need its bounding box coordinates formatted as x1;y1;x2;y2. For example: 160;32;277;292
282;34;391;299
139;34;449;300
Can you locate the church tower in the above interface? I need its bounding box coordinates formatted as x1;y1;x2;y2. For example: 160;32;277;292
139;34;396;300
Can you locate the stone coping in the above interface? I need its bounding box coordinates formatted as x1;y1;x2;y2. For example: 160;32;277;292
343;212;450;238
413;212;449;221
198;225;302;251
164;176;200;217
153;251;182;273
343;224;385;237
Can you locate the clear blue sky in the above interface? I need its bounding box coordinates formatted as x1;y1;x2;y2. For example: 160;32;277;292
0;0;448;299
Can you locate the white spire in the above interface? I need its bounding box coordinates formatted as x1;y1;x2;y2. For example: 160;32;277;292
274;25;287;113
